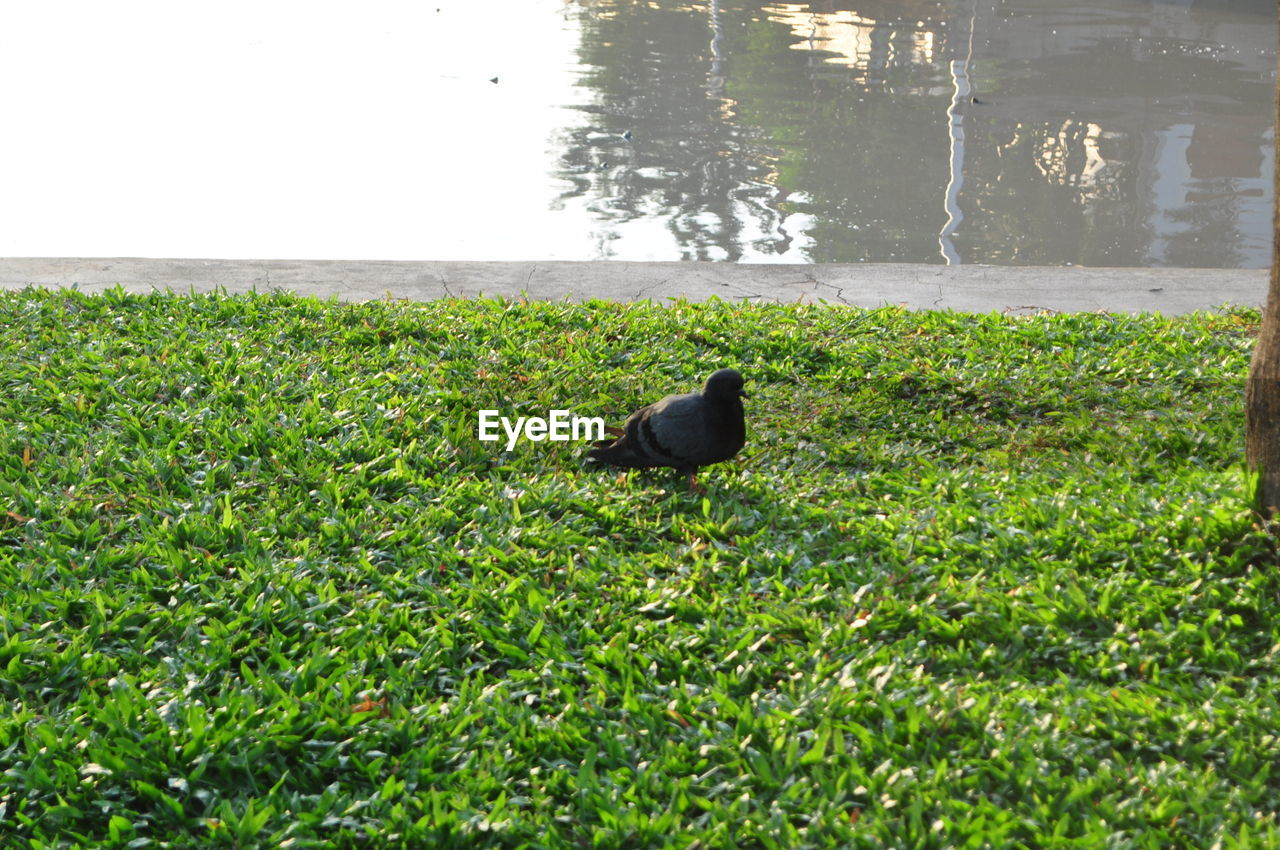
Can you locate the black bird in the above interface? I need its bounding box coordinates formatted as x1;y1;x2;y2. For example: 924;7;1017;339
587;368;748;491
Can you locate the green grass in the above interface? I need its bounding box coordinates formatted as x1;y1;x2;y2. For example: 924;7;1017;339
1;287;1277;849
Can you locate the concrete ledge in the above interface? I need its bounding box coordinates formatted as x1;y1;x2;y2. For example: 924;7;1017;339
0;257;1266;314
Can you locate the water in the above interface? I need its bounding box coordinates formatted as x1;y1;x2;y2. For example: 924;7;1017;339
0;0;1272;266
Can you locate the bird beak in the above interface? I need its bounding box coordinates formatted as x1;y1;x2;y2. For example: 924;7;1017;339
739;389;751;399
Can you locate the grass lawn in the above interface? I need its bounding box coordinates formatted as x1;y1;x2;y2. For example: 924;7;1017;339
1;287;1277;849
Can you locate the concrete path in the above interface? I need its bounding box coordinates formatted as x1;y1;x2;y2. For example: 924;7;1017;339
0;257;1266;314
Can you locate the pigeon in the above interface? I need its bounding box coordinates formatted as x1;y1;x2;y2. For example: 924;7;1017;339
587;368;749;491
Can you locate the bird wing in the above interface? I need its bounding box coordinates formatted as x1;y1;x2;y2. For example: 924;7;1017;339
626;392;711;469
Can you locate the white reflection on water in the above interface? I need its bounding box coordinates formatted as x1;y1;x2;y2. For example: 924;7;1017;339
0;1;599;260
770;3;937;70
940;0;980;265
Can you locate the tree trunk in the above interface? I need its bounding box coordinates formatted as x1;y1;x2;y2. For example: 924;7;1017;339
1245;11;1280;518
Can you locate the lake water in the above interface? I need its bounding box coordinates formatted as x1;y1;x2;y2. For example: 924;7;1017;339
0;0;1272;266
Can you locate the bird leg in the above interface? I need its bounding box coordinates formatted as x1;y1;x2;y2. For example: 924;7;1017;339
685;469;705;495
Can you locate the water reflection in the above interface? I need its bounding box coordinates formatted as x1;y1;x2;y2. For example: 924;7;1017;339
558;0;1274;266
0;1;1268;266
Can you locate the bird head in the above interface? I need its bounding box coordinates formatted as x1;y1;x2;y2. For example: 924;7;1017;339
704;368;749;400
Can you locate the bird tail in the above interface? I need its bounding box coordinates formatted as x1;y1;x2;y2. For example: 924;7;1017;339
587;441;648;468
